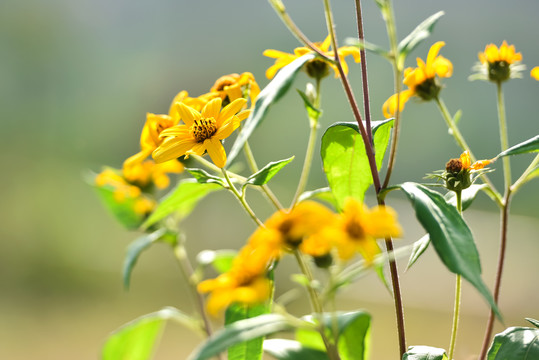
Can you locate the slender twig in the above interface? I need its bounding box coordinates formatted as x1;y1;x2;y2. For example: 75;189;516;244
496;82;512;188
221;168;265;227
448;191;463;360
511;154;539;194
291;78;322;208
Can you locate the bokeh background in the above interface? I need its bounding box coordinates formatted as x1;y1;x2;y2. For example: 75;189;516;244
1;0;538;359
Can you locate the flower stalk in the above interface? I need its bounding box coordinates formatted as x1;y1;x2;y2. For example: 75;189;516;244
448;190;463;360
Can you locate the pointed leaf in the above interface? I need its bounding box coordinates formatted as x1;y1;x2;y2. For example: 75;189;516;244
296;311;371;360
186;168;226;186
263;339;329;360
297;89;322;121
498;135;539;157
225;303;271;360
142;179;221;229
406;234;430;271
102;307;201;360
487;326;539;360
402;345;448;360
396;182;501;319
398;11;445;57
123;229;174;289
321;119;393;210
187;314;297;360
245;156;294;186
527;318;539;329
227;53;316;165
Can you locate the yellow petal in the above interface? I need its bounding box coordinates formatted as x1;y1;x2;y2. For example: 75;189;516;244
319;35;332;52
176;102;200;127
217;98;247;125
168;90;188;118
214;117;239;140
263;49;292;59
382;89;413;118
531;67;539;80
204;138;226;168
459;150;472;170
159;125;190;138
202;98;222;120
433;56;453;78
426;41;446;69
152;138;196;163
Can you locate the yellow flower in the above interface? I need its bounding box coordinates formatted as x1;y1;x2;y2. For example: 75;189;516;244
95;168;156;215
472;41;524;82
198;244;272;316
531;66;539;81
263;35;360;79
152;97;250;168
122;159;184;189
442;150;493;192
383;41;453;118
208;72;260;106
458;150;492;171
331;199;402;262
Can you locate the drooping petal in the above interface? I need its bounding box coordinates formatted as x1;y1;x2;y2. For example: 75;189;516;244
152;137;197;163
224;84;243;102
433;55;453;78
382;89;414;118
204;138;227;168
470;159;492;170
176;102;201;127
363;206;402;239
202;98;222;120
337;46;361;63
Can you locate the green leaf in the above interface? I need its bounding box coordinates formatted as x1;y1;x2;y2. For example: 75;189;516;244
406;234;430;271
102;307;201;360
498;135;539;157
398;11;445;57
487;326;539;360
263;339;329;360
123;229;173;289
402;345;448;360
321;119;393;210
445;184;487;211
296;311;371;360
142;179;221;229
297;89;322;122
186;168;226;186
187;314;297;360
344;38;389;59
225;303;271;360
244;156;294;187
526;318;539;328
196;249;237;274
396;182;501;319
227;53;316;165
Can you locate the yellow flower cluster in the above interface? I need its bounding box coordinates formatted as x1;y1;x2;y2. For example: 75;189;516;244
383;41;453;118
198;199;402;315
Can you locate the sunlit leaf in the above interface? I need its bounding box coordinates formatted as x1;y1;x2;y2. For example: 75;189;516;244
186;168;226;186
227;53;316;165
396;182;501;319
487;326;539;359
225;303;271;360
398;11;445;58
102;307;201;360
263;339;329;360
497;135;539;157
297;89;321;122
402;345;448;360
187;314;297;360
296;311;371;360
244;156;294;187
321;119;393;210
142;179;221;229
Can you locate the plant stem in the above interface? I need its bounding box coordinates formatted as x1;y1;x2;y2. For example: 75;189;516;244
435;97;503;207
221;168;265;227
243;140;283;210
478;189;511;360
497;82;512;188
448;190;463;360
291;78;321;208
293;250;340;360
511;154;539;194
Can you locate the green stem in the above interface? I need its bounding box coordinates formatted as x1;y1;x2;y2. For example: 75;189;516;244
221;168;265;227
511;153;539;194
435;97;503;207
291;78;321;208
497;82;512;188
293;250;340;360
448;190;463;360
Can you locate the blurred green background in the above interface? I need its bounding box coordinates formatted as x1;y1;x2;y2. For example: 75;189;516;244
1;0;538;359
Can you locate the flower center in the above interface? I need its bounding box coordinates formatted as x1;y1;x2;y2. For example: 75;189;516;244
191;118;217;142
345;220;365;240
